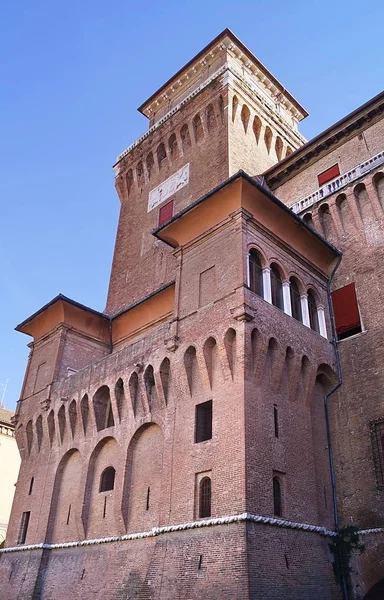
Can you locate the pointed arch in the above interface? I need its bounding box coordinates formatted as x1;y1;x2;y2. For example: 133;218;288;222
129;371;140;416
355;182;374;224
26;420;33;455
240;104;250;133
285;146;293;157
36;415;43;451
146;152;154;180
218;95;224;124
157;142;167;167
180;124;191;152
206;103;216;132
144;365;156;409
80;394;89;434
48;410;55;446
373;172;384;211
93;386;114;432
193;114;204;143
253;116;262;143
203;337;220;389
68;400;77;438
224;328;236;380
184;346;198;396
318;203;336;240
264;126;273;154
115;378;125;423
232;95;238;122
275;136;283;161
168;133;178;158
136;161;144;186
58;405;66;443
159;357;171;404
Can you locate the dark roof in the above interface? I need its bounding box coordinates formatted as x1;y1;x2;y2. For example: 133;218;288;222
15;293;109;332
138;28;307;118
0;407;14;427
264;90;384;184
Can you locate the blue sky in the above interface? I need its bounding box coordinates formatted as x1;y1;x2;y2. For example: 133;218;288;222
1;0;383;411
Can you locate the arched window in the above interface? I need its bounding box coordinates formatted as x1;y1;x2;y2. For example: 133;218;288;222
303;212;314;228
270;264;283;310
273;477;282;516
264;126;272;154
308;290;320;333
249;250;263;297
289;277;302;322
199;477;211;518
99;467;116;492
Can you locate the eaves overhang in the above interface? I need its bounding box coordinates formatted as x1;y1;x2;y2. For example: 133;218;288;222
153;170;341;276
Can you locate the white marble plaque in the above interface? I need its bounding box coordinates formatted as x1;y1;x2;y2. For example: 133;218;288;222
148;164;190;212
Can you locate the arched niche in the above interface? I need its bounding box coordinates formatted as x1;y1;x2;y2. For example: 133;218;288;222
123;423;164;532
46;448;82;543
82;436;121;538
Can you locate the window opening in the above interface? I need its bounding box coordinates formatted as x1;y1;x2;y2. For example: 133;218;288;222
289;278;302;322
274;406;279;438
195;400;212;443
66;504;71;525
103;497;107;519
146;486;150;511
308;290;320;333
199;477;211;518
270;264;283;310
249;250;263;297
99;466;116;492
28;477;34;495
273;477;282;516
17;511;30;545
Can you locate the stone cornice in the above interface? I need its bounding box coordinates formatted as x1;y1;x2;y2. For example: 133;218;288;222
138;29;307;121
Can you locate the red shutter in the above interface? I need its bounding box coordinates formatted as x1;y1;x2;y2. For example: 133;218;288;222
318;164;340;187
331;283;361;336
158;200;174;226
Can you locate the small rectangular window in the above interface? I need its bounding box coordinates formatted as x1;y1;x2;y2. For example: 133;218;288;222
371;419;384;489
317;164;340;187
331;283;362;340
274;406;279;438
17;511;30;545
158;200;174;226
195;400;212;443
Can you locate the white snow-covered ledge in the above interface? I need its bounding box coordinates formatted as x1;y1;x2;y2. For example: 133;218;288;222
0;513;337;554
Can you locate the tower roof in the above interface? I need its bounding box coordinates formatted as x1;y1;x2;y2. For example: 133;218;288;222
138;29;308;123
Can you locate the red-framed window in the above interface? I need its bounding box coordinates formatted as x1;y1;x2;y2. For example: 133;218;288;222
331;283;362;340
317;164;340;187
158;200;174;226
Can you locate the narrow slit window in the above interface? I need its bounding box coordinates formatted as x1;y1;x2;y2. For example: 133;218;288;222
146;486;150;511
274;406;279;438
28;477;34;495
273;477;282;516
195;400;212;443
17;511;30;545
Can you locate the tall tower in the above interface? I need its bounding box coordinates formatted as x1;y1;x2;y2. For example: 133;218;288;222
107;29;307;315
1;30;344;600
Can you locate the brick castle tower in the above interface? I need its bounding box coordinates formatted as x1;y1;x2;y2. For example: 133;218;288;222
1;29;384;600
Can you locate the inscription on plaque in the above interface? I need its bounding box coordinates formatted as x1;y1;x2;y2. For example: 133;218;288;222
148;164;190;212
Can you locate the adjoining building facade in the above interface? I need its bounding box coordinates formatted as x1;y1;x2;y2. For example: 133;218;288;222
0;29;383;600
0;407;20;546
